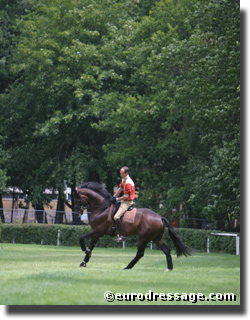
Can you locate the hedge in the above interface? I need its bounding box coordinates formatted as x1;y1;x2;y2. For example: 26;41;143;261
0;223;239;254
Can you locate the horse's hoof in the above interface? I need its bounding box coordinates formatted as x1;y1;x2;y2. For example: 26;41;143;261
80;262;87;267
164;268;172;272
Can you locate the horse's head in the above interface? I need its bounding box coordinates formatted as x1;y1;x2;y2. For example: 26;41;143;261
73;183;112;215
73;189;89;216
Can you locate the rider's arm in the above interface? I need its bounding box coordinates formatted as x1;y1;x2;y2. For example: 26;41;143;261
114;187;122;197
117;194;129;201
114;187;129;201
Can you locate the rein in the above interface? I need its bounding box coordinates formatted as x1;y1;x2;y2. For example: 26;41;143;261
75;188;112;215
77;195;110;211
85;202;111;211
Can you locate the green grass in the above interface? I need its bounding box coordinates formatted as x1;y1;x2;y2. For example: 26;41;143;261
0;243;240;305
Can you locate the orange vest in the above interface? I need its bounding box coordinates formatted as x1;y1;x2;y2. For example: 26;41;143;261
119;176;135;201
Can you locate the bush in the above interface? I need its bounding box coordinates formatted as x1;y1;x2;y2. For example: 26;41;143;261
0;224;239;254
163;228;239;254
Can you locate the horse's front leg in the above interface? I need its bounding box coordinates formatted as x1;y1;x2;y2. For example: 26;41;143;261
79;231;99;267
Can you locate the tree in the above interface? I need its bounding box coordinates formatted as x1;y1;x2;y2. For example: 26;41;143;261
0;0;30;217
1;0;240;224
95;0;240;220
1;0;151;214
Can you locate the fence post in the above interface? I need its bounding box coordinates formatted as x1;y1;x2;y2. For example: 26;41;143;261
57;229;61;246
207;236;210;254
236;236;240;255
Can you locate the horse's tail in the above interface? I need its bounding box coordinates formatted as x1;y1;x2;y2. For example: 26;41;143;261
162;217;192;257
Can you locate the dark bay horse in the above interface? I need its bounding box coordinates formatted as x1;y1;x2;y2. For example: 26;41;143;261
74;182;191;271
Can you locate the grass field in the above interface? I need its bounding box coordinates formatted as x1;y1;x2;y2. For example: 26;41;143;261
0;243;240;306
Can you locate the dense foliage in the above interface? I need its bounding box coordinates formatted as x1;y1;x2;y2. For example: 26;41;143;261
0;0;240;222
0;223;239;254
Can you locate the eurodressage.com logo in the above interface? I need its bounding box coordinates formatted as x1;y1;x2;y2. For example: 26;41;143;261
104;290;236;303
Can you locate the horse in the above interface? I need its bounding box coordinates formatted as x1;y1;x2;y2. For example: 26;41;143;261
74;182;191;271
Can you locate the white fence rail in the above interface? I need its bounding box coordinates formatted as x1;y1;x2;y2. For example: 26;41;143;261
207;232;240;255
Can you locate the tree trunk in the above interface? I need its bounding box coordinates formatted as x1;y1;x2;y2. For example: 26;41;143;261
55;190;65;224
0;194;5;223
11;191;15;223
35;203;46;223
22;209;29;223
71;184;81;224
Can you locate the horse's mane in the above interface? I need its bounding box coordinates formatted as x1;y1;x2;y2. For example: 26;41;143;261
79;182;112;200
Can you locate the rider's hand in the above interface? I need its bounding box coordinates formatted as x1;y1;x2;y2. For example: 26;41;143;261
109;195;117;204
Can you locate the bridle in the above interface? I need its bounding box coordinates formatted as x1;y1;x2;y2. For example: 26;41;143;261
74;194;89;216
80;194;89;207
74;191;111;215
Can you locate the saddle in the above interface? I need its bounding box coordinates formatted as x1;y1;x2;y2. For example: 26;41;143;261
108;202;137;236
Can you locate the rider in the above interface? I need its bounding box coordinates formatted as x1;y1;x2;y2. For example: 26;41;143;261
111;166;135;241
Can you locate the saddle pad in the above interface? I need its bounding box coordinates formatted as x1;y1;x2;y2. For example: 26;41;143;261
122;208;137;224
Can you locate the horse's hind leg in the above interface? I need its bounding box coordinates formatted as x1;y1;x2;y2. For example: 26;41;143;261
124;238;147;270
154;238;173;271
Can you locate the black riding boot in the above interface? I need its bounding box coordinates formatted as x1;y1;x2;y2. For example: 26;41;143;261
115;219;126;241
